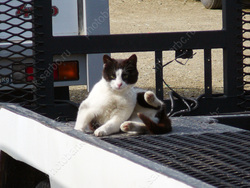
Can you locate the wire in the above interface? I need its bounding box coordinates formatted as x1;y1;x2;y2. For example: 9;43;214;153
153;52;200;116
161;69;199;117
162;52;197;68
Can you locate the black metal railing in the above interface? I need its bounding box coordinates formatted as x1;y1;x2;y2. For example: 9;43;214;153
239;8;250;110
0;0;40;109
0;0;249;118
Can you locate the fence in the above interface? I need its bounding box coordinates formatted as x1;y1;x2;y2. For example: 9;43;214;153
0;0;249;119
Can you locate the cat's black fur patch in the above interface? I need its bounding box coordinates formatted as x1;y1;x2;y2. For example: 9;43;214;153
102;54;138;85
138;105;172;134
137;92;160;110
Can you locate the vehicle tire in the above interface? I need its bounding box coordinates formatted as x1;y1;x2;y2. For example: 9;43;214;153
201;0;222;9
35;179;50;188
1;152;49;188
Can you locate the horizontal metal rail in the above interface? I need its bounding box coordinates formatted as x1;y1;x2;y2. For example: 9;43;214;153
50;30;227;54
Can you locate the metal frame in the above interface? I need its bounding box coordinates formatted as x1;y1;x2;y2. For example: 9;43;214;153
1;103;249;187
32;0;248;118
0;0;244;118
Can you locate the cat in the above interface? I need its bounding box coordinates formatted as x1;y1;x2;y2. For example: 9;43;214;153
74;54;171;136
74;54;138;136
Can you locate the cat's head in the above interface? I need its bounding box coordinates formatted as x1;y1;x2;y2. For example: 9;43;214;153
102;54;138;91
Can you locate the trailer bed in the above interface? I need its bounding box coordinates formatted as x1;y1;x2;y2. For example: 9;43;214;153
0;103;250;187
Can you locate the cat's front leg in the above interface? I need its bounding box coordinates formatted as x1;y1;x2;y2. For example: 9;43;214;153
74;105;95;132
94;117;123;137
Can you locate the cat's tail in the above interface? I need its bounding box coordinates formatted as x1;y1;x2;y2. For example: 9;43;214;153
137;106;172;134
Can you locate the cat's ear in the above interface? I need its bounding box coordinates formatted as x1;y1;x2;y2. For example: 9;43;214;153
128;54;137;65
103;55;113;65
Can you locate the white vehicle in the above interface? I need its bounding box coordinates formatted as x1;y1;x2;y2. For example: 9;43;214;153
0;0;109;92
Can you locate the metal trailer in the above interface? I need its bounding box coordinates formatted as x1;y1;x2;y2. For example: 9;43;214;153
1;0;250;187
1;103;250;187
0;0;109;119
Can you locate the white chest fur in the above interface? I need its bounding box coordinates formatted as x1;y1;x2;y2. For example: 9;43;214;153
75;78;137;132
91;79;136;123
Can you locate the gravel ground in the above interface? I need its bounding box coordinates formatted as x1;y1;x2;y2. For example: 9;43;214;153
70;0;226;103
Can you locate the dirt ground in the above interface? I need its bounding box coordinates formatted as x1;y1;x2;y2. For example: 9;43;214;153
70;0;224;103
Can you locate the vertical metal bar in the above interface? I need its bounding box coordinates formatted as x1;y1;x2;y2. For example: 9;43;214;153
77;0;84;35
34;0;54;108
155;51;163;100
222;0;243;97
84;0;110;91
204;49;212;97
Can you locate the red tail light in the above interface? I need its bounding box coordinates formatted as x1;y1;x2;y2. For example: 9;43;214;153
25;66;34;81
54;61;79;81
24;61;79;82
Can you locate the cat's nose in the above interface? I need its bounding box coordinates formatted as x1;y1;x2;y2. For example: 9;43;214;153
117;83;122;88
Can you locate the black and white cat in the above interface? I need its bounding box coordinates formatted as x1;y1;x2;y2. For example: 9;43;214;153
74;54;171;136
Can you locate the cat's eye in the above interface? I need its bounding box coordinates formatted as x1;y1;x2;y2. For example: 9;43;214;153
123;74;128;79
110;75;116;79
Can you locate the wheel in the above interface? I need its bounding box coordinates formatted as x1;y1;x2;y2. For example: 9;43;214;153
0;152;50;188
35;179;50;188
201;0;222;9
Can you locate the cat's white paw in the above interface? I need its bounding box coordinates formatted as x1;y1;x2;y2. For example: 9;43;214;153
145;91;155;104
145;91;162;107
120;121;134;132
94;128;108;137
74;125;84;132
